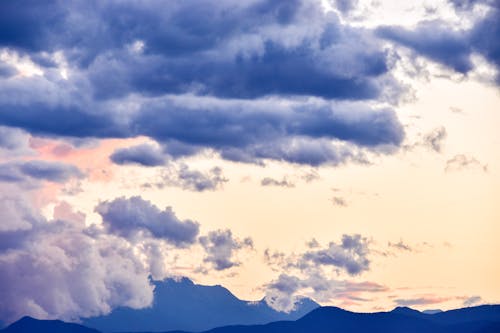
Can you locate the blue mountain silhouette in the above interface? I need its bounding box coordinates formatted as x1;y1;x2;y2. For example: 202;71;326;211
1;316;100;333
82;277;319;332
3;305;500;333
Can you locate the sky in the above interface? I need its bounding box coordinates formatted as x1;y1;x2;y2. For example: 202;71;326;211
0;0;499;325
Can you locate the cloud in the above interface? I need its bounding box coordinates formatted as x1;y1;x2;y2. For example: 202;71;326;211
265;272;387;312
263;234;375;311
331;0;359;14
0;160;84;183
199;229;253;271
0;126;32;156
150;163;228;192
331;196;348;207
96;196;200;246
463;296;482;307
377;22;473;74
302;234;370;275
0;195;154;324
0;61;17;78
388;240;413;252
110;143;165;167
445;154;487;172
261;177;295;188
423;126;447;153
377;2;500;83
395;296;450;307
0;0;406;167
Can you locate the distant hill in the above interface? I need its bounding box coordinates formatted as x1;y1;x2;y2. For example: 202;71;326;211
1;316;100;333
185;305;500;333
3;304;500;333
82;277;319;332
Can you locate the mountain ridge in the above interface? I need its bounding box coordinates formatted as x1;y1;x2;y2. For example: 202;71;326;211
3;305;500;333
82;277;319;332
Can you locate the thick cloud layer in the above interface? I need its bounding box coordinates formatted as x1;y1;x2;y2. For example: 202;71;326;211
96;196;200;246
0;0;406;166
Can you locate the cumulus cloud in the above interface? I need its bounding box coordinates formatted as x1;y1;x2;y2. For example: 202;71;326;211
0;0;406;167
261;177;295;188
302;234;370;275
0;195;154;324
445;154;487;172
0;160;84;183
110;143;165;167
96;196;200;246
199;229;253;271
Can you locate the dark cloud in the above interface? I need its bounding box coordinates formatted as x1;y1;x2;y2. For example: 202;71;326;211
110;143;166;167
134;98;403;166
302;234;370;275
261;177;295;188
377;22;473;73
0;0;406;167
423;126;446;153
445;154;487;172
0;160;83;183
199;229;253;271
0;0;393;100
377;2;500;83
96;196;199;246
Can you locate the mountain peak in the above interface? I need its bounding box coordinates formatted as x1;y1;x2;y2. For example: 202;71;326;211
391;306;421;315
83;277;320;332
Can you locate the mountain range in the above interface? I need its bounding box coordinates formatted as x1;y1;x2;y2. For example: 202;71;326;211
2;305;500;333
